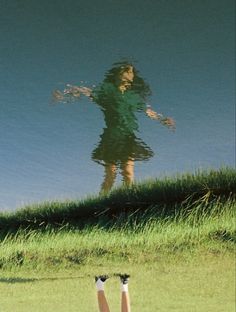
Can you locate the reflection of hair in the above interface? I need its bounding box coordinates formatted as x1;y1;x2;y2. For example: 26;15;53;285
103;61;152;100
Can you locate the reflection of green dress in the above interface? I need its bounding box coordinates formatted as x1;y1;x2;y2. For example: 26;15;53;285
91;82;154;165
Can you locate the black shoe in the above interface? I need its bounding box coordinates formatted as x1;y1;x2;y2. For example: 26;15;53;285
95;275;109;282
119;274;130;284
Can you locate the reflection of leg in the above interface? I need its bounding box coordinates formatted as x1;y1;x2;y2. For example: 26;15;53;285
120;274;131;312
121;160;134;185
100;164;117;193
95;276;110;312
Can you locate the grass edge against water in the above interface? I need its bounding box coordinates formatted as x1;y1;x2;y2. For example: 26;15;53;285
0;167;235;232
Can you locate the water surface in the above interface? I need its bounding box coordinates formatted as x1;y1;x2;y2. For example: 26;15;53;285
0;0;234;210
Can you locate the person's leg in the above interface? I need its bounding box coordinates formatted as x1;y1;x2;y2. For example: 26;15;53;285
121;160;134;185
95;276;110;312
100;163;117;193
120;274;131;312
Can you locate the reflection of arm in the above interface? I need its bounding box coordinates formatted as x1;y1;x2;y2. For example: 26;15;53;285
145;104;176;130
64;85;93;98
63;84;108;104
52;84;94;102
145;105;162;120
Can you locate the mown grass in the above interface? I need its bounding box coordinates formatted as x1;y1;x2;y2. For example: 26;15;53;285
1;256;235;312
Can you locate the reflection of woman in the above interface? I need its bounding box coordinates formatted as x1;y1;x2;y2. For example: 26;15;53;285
53;62;175;193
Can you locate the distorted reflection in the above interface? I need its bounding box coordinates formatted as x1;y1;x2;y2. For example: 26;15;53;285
53;61;175;193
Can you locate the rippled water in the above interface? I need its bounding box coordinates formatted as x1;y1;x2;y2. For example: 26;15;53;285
0;0;234;210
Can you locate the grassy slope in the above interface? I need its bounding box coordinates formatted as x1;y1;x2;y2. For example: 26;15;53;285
0;167;235;270
0;198;235;270
0;167;235;232
0;168;235;311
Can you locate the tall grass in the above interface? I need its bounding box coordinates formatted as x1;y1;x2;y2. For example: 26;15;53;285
0;167;235;270
0;167;235;233
0;198;235;270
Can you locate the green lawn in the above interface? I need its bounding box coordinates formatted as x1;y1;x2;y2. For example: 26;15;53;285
0;168;235;311
0;253;234;312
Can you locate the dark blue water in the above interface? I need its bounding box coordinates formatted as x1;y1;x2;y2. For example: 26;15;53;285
0;0;235;210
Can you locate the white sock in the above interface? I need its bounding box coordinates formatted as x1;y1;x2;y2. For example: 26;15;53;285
96;278;105;291
121;283;128;293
